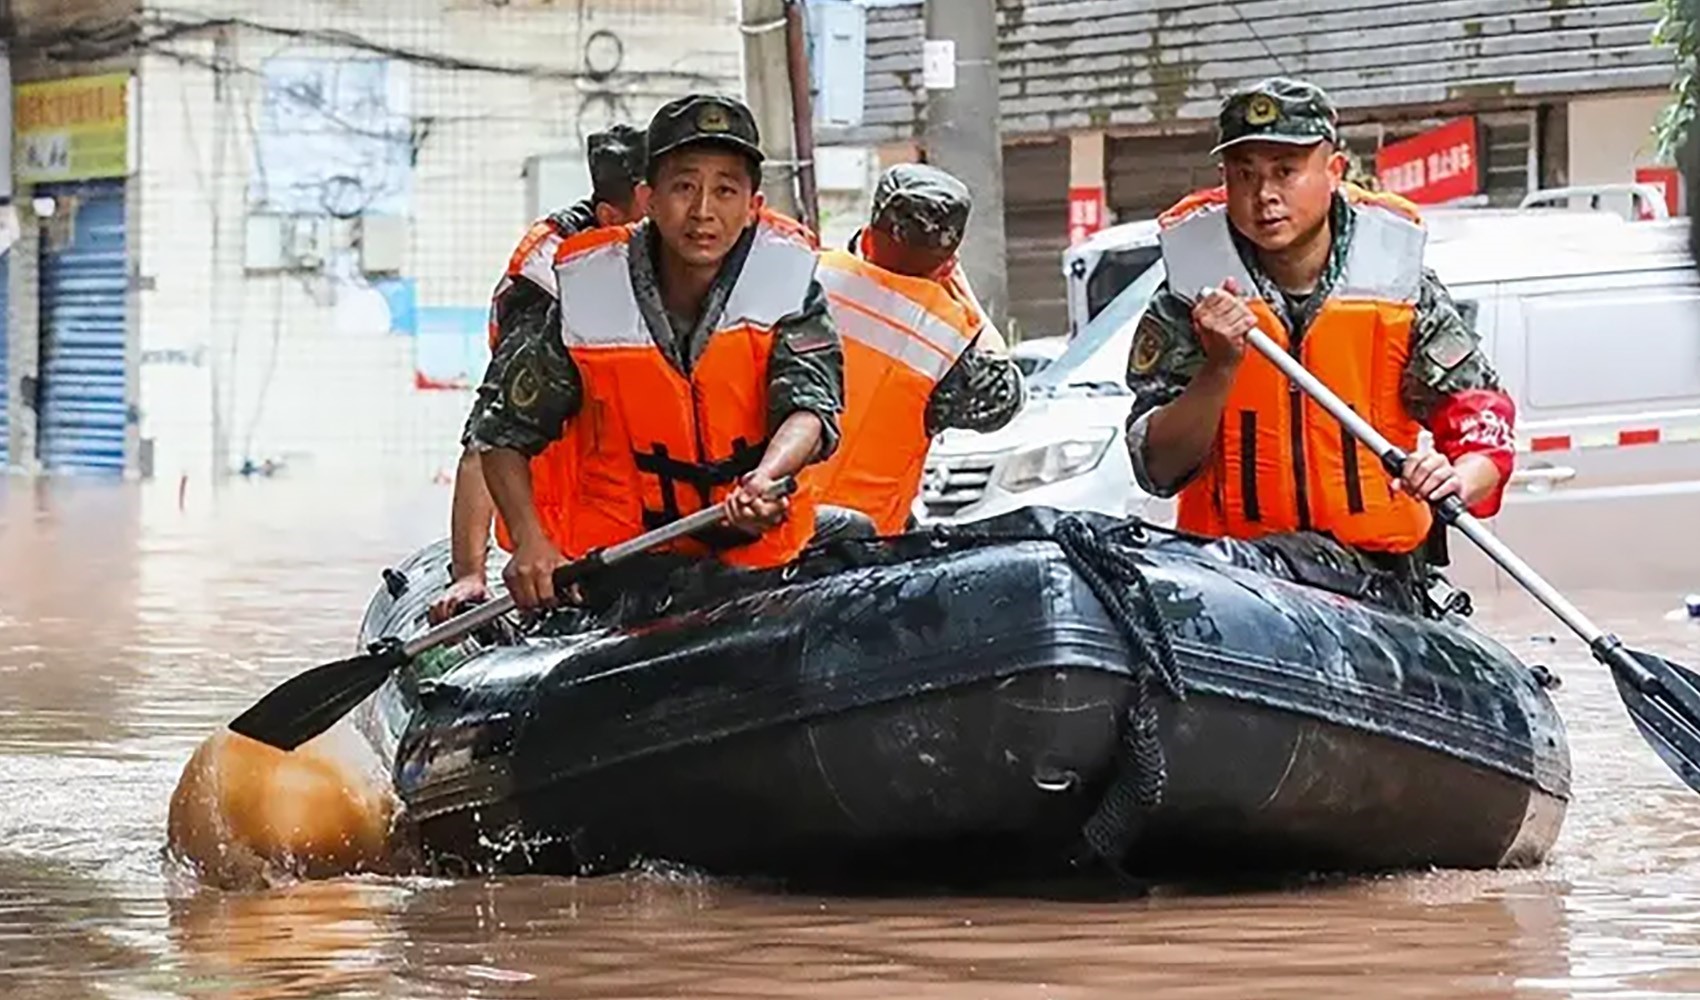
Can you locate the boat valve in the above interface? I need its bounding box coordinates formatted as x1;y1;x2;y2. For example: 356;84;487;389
1033;767;1079;793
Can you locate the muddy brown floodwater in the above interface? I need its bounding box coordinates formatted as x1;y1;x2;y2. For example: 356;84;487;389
4;478;1700;999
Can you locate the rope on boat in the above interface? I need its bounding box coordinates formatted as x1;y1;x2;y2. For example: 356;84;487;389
926;515;1183;875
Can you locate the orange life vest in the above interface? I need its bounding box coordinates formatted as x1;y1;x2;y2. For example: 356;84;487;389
852;227;995;340
1158;184;1434;554
489;215;582;554
544;212;821;568
804;249;979;534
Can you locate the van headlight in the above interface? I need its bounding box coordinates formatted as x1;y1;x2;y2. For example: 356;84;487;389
998;428;1115;492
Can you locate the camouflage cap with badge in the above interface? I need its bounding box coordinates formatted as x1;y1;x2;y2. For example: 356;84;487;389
870;163;972;250
1211;77;1339;156
586;123;648;206
644;94;764;179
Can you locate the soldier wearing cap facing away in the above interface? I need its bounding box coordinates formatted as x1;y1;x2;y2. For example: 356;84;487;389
804;163;1026;537
1125;77;1518;598
467;94;846;609
431;125;652;624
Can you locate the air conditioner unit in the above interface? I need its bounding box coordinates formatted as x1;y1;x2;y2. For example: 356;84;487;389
359;214;409;274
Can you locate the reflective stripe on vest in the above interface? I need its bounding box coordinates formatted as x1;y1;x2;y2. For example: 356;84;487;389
807;249;978;533
852;227;994;343
547;215;819;568
490;217;580;552
822;259;972;381
509;219;567;299
1158;186;1433;552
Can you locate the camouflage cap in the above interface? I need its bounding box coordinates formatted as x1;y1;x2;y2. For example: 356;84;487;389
586;123;647;204
645;94;764;173
869;163;971;249
1212;77;1339;156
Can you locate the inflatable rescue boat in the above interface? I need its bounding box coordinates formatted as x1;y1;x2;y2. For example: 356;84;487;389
352;509;1570;886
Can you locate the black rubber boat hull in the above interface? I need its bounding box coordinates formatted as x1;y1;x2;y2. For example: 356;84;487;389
355;512;1570;884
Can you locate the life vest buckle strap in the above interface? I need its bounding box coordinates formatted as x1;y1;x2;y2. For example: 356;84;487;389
633;442;692;522
632;437;770;491
703;437;767;485
632;437;772;529
633;443;719;490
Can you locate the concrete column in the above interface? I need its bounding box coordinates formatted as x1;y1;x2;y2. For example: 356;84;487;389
740;0;802;219
922;0;1008;331
6;199;43;476
1069;132;1105;189
1069;130;1107;238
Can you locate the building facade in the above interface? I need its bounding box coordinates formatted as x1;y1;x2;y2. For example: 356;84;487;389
3;0;742;481
822;0;1679;337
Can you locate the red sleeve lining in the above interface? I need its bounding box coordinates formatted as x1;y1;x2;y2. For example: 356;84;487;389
1427;388;1517;518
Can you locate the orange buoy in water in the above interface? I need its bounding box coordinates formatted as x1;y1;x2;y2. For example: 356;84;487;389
166;726;407;889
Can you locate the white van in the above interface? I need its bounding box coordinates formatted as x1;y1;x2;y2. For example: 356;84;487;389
1063;220;1162;340
1426;217;1700;593
919;208;1700;592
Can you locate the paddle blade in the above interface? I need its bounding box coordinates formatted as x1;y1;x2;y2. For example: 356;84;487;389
1607;647;1700;794
226;644;410;752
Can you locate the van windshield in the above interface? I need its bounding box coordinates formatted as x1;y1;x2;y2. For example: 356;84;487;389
1086;245;1162;324
1031;261;1167;392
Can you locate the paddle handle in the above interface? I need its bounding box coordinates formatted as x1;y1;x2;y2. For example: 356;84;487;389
398;475;800;660
1241;329;1657;685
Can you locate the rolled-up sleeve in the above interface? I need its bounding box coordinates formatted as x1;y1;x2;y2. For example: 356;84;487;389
766;278;846;461
1401;268;1504;421
1404;268;1516;518
464;298;584;458
925;343;1025;435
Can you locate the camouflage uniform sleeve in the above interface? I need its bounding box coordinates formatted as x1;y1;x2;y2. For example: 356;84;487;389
924;343;1025;435
464;296;584;458
767;278;846;461
1124;284;1211;496
1401;268;1502;423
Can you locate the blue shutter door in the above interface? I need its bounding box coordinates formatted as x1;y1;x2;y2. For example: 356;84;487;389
37;181;128;475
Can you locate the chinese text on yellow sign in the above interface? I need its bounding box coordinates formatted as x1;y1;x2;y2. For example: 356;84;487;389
14;74;130;183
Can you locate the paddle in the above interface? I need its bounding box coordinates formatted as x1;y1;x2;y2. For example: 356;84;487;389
1246;327;1700;794
227;478;798;752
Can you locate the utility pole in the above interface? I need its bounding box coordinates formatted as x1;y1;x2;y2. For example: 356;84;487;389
923;0;1008;333
739;0;802;220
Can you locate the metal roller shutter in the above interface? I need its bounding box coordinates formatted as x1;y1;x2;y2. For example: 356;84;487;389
1107;132;1218;223
1479;113;1537;206
38;181;129;475
1002;139;1070;340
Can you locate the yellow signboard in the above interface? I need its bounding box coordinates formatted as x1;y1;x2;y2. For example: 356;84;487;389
14;73;130;183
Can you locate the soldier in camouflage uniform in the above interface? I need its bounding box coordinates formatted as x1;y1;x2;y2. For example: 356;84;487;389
431;125;651;624
852;163;1026;438
468;94;845;608
1125;78;1517;586
803;163;1027;540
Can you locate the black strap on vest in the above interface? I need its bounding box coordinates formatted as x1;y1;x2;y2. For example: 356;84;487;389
632;437;768;533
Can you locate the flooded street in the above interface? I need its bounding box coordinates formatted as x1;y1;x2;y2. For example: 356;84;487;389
5;478;1700;999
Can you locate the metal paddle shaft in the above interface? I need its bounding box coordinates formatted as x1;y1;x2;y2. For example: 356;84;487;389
1245;331;1634;671
396;500;737;659
1244;328;1700;792
230;477;797;751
